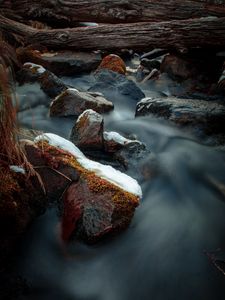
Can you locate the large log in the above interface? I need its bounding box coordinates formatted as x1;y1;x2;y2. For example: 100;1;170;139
0;14;225;51
0;0;225;25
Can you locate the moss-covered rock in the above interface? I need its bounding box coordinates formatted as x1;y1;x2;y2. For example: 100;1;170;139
97;54;126;75
34;135;141;243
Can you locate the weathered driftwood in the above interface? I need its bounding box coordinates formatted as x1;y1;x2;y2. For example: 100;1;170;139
0;14;225;51
0;0;225;24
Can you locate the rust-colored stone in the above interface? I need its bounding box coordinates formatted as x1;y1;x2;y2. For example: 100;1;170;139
97;54;126;75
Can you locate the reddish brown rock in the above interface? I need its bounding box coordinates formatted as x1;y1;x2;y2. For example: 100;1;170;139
70;109;104;150
23;140;79;202
61;173;139;243
97;54;126;75
50;88;114;117
32;135;141;243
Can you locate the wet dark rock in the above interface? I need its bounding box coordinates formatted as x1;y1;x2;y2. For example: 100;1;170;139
17;47;102;76
70;109;104;151
114;140;148;171
160;54;200;81
140;58;161;71
50;88;114;117
136;97;225;143
89;69;145;101
160;54;222;85
17;63;67;97
61;176;139;243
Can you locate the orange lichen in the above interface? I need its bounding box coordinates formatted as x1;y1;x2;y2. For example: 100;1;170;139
97;54;126;75
35;140;140;210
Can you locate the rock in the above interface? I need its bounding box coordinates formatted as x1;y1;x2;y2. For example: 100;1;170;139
70;109;104;150
114;140;148;171
160;53;222;85
89;69;145;101
141;68;160;83
34;133;141;243
103;131;141;153
17;47;102;76
103;131;148;170
141;49;169;60
140;58;161;71
97;54;126;75
50;88;114;117
23;140;79;202
160;54;199;81
136;96;225;143
17;63;68;97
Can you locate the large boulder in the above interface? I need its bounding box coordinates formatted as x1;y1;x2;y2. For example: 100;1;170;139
50;88;114;117
97;54;126;75
70;109;104;150
136;96;225;144
34;133;142;243
89;69;145;101
17;47;102;76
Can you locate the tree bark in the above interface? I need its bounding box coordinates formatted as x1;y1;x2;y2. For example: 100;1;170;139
0;0;225;25
1;14;225;51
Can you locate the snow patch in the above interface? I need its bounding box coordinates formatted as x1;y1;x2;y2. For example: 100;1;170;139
10;165;26;174
34;133;142;197
104;131;140;146
24;62;46;74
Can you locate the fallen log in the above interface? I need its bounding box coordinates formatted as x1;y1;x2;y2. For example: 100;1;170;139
0;0;225;25
0;14;225;51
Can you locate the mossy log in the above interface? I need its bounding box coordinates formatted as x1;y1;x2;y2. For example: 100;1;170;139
0;0;225;25
1;14;225;51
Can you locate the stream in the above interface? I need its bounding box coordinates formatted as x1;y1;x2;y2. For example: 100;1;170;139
14;68;225;300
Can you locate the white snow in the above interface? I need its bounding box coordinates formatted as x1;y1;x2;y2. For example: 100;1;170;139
24;62;46;74
34;133;142;197
104;131;140;146
67;88;79;93
10;165;26;174
35;133;85;159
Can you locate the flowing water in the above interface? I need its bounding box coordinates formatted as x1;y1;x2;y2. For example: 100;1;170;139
15;71;225;300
